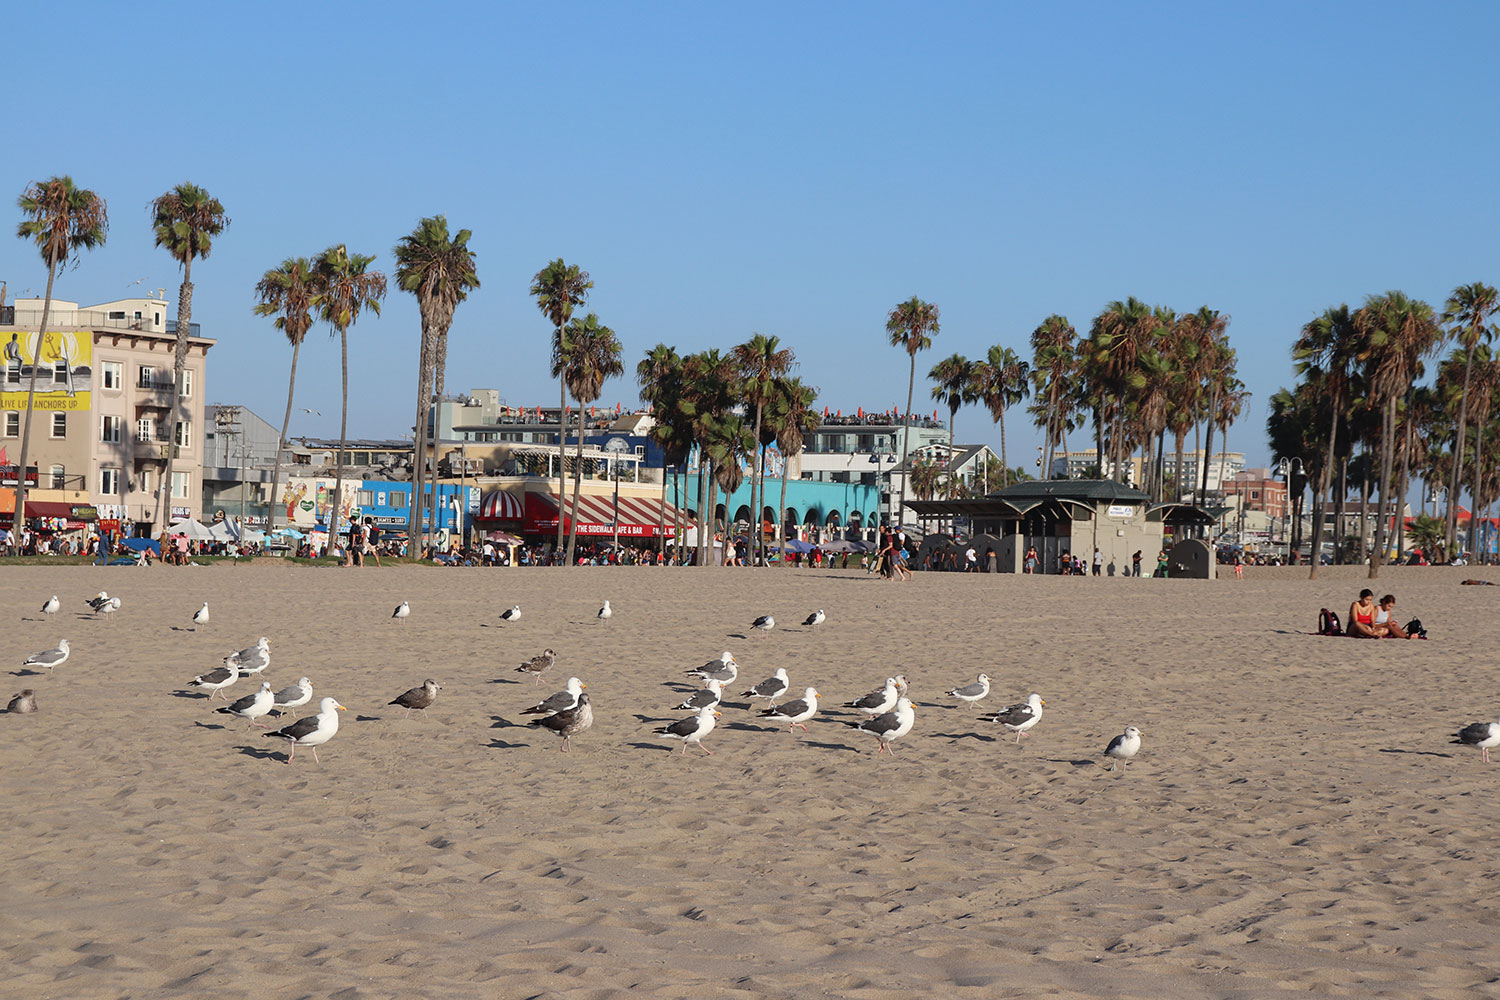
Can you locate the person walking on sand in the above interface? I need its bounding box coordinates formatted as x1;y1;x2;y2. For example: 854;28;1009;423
364;517;382;568
1155;550;1169;578
1025;545;1038;574
1092;547;1103;576
1131;549;1142;577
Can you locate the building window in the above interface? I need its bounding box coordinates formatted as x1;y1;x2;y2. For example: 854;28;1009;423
179;369;193;398
138;365;159;388
171;471;190;499
100;415;123;443
53;360;69;385
49;464;66;489
4;412;17;437
100;467;120;495
391;493;407;509
356;490;375;506
139;470;152;495
5;363;18;385
174;419;192;448
101;361;123;390
137;417;156;441
50;412;66;439
1250;490;1260;500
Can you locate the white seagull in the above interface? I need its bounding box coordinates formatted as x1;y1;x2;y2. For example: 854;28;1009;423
224;637;271;676
742;667;790;707
686;651;738;685
984;693;1046;744
802;609;825;628
84;592;111;614
674;678;724;712
845;677;899;717
521;677;586;718
1104;726;1143;772
846;697;915;755
392;600;410;621
596;600;612;623
23;639;70;674
1453;716;1500;763
271;677;314;717
215;681;276;729
499;605;521;624
946;673;991;710
759;686;820;733
99;596;122;621
265;697;346;763
192;602;210;628
39;595;60;617
750;614;775;635
655;706;720;755
188;663;239;700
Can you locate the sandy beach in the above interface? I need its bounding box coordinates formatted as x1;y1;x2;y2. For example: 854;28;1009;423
2;561;1498;998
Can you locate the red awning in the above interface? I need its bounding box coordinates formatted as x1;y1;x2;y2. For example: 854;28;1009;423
523;492;677;538
24;501;84;519
475;491;525;521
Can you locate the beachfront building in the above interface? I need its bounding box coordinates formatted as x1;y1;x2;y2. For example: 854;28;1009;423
1;294;212;537
1049;448;1246;496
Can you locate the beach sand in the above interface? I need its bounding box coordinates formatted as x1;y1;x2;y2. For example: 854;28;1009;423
2;561;1498;998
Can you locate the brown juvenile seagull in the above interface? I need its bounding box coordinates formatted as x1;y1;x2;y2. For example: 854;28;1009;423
7;690;38;714
389;679;441;718
529;692;593;751
515;648;556;685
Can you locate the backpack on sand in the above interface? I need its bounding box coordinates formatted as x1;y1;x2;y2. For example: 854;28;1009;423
1317;608;1343;636
1405;618;1428;639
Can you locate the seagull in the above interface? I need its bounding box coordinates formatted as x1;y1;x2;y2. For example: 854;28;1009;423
521;677;586;717
84;591;111;614
392;600;410;621
845;677;898;717
742;667;790;708
801;609;825;628
655;706;720;755
215;681;276;728
224;637;271;676
188;663;239;700
893;674;910;697
264;697;345;763
271;677;313;718
99;596;122;620
983;693;1045;744
946;673;991;710
192;602;210;628
846;697;915;755
39;595;59;617
23;639;70;674
759;687;820;733
1104;726;1143;772
515;648;557;685
686;651;738;685
499;605;521;624
389;679;441;718
529;692;593;751
750;614;775;635
7;689;37;714
673;678;724;711
596;600;612;623
1453;716;1500;763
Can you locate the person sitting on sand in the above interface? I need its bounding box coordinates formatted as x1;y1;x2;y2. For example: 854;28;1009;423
1347;589;1380;637
1372;594;1409;638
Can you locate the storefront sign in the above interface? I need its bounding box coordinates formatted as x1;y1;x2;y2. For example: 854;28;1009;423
171;506;192;518
0;466;39;486
99;518;120;532
70;504;98;521
1106;504;1135;518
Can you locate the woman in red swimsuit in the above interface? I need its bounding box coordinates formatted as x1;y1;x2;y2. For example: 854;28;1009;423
1347;589;1379;637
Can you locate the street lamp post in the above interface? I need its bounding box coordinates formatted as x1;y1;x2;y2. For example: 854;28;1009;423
604;436;629;551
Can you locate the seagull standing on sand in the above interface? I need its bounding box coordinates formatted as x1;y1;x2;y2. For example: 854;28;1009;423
224;638;271;676
946;673;991;710
529;692;593;751
389;679;441;718
674;678;724;711
99;596;122;621
264;697;346;763
655;706;720;754
686;651;738;686
846;677;898;717
271;677;313;718
499;605;521;624
984;693;1045;743
522;677;586;717
597;600;612;623
188;663;239;700
1453;716;1500;763
392;600;410;621
39;595;60;618
846;697;915;754
742;667;790;708
515;648;557;685
801;609;825;628
85;592;110;614
1104;726;1143;772
192;603;210;628
23;639;70;674
750;614;775;635
215;682;276;728
7;690;37;713
759;687;820;732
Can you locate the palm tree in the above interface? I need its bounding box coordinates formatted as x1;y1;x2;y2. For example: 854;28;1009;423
254;257;317;537
766;375;819;560
1292;305;1358;578
681;349;739;564
928;353;973;479
1027;315;1076;477
637;344;686;550
885;297;940;526
1441;282;1498;557
557;313;623;565
149;183;228;535
11;177;107;543
394;216;479;552
971;345;1030;489
908;455;943;501
732;334;795;566
1464;344;1500;558
312;245;387;552
530;259;593;554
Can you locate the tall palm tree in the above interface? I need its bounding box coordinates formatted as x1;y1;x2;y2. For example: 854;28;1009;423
971;345;1030;489
11;177;107;543
766;375;819;560
681;349;739;564
637;344;686;550
394;216;479;552
1027;315;1076;477
1293;305;1358;578
254;257;316;537
1441;282;1498;557
1464;344;1500;558
312;245;387;552
928;353;973;476
149;183;228;535
530;259;593;554
732;333;795;566
557;313;623;565
885;297;939;527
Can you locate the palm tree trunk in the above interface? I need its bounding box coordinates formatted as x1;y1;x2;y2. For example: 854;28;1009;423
898;353;915;529
999;406;1009;489
156;265;194;536
9;262;57;546
1307;393;1341;579
1370;403;1397;578
1470;414;1486;560
1396;389;1415;558
696;456;707;566
556;353;567;556
751;403;763;566
1199;395;1218;501
268;339;303;542
329;326;349;558
408;328;432;551
777;453;790;566
1173;433;1186;503
565;398;585;565
1448;345;1477;556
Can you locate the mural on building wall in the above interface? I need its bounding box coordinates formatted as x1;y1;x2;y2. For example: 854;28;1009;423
1;331;92;411
277;478;361;526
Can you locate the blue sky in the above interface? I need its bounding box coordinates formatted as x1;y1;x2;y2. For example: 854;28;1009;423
3;1;1496;470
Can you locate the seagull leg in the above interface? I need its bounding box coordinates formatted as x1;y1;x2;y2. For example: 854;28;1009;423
311;746;321;763
286;745;295;764
697;742;713;755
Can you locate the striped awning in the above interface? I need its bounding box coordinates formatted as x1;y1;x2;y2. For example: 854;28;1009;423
476;491;524;521
524;492;677;538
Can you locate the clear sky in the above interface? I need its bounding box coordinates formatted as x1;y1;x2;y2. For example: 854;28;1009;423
3;1;1496;471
